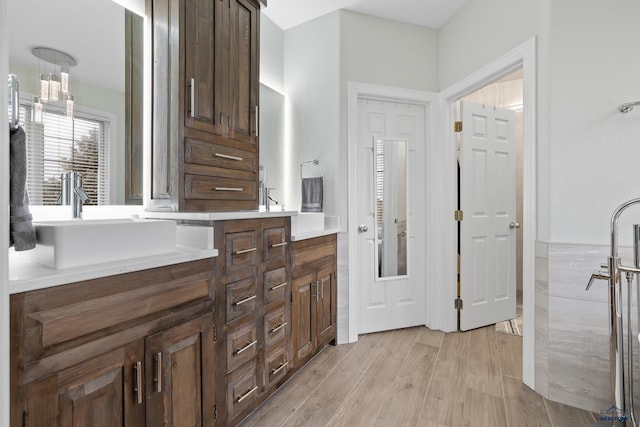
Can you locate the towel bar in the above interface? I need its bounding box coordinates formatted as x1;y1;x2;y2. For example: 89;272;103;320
300;159;320;179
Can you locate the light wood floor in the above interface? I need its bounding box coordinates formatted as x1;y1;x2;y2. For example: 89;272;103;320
239;326;597;427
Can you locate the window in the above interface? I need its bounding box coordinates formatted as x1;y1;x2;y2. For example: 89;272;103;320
10;101;111;206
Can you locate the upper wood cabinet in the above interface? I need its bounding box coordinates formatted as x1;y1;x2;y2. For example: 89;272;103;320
149;0;261;212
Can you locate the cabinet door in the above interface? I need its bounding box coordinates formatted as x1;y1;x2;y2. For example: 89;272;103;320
183;0;226;135
292;272;316;366
145;313;216;427
317;265;337;347
23;342;145;427
228;0;259;145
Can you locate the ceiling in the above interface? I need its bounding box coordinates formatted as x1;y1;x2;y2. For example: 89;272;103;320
8;0;126;94
262;0;468;30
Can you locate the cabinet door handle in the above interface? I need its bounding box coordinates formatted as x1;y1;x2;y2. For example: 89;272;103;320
214;153;244;162
234;294;257;306
190;78;195;118
234;247;257;255
154;352;162;393
271;361;288;376
320;278;325;299
255;105;259;137
270;322;288;334
214;187;243;192
220;112;224;125
316;281;320;300
269;282;287;291
235;340;257;355
134;361;143;405
237;386;258;403
271;242;287;248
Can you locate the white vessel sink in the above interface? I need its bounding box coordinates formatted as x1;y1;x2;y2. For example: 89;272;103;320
30;218;177;269
291;212;325;235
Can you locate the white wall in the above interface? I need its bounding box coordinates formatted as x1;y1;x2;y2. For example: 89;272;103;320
284;12;341;214
547;0;640;245
260;13;284;92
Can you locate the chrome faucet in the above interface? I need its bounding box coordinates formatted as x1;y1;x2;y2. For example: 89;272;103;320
60;172;91;219
264;187;278;211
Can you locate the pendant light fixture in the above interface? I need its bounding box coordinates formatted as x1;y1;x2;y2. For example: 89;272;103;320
31;47;77;122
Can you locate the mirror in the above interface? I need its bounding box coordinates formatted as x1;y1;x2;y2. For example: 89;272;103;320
375;138;408;279
259;83;286;206
7;0;144;205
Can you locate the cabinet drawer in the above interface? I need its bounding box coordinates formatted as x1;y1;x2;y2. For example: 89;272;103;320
185;174;257;200
184;138;255;172
264;305;287;349
264;267;287;306
226;319;258;373
225;230;258;270
264;345;288;389
226;277;258;323
263;227;287;261
227;362;259;422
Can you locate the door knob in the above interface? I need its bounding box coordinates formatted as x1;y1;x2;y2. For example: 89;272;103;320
358;225;368;233
509;222;521;229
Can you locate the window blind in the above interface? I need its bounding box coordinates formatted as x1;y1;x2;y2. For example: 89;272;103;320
9;102;111;206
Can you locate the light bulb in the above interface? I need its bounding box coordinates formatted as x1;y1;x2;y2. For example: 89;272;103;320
40;74;49;102
33;97;43;123
66;94;74;118
61;68;70;94
49;75;60;102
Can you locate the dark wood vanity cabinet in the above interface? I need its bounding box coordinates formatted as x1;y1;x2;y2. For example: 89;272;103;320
213;217;291;426
10;259;216;427
149;0;260;212
290;235;338;368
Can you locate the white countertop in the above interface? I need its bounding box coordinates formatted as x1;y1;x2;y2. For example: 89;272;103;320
142;209;298;221
291;227;342;241
9;246;218;294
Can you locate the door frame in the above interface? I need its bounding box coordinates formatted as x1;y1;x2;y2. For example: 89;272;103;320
347;82;437;343
439;37;537;387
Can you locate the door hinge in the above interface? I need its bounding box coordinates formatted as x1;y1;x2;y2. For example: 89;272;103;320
454;297;464;310
454;121;463;132
454;210;463;221
213;324;217;342
214;404;218;420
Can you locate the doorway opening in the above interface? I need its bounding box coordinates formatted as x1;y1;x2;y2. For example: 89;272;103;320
456;68;524;332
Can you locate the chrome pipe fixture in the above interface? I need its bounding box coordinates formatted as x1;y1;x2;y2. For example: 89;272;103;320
8;74;19;130
60;172;91;219
587;198;640;426
619;101;640;113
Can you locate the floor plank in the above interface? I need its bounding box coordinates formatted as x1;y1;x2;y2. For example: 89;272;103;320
239;325;597;427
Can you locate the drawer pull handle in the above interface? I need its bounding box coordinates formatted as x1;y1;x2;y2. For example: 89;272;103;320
255;105;259;137
237;385;258;403
215;153;244;162
272;361;288;376
190;78;195;118
269;282;287;291
235;340;258;355
235;247;257;255
134;361;143;405
271;242;287;248
154;352;162;393
270;322;288;334
215;187;243;192
234;294;257;306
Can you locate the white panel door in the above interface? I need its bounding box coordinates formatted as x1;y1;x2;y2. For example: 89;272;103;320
459;101;517;331
356;98;426;334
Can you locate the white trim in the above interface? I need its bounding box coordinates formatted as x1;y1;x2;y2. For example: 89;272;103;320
347;81;437;343
1;1;11;424
438;37;537;388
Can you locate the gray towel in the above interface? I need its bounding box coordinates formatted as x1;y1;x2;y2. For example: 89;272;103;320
10;125;36;251
301;177;323;212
